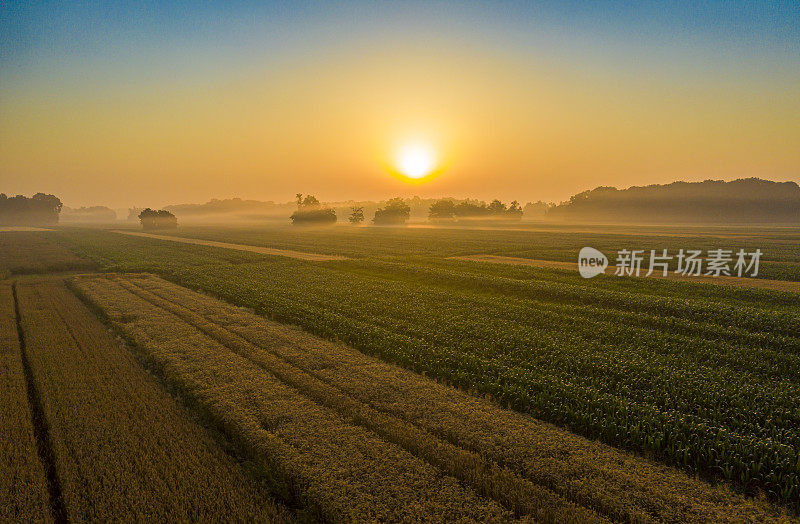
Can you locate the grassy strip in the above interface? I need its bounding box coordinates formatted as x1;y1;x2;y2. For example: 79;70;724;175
123;273;793;524
15;278;287;521
71;275;512;522
0;282;51;522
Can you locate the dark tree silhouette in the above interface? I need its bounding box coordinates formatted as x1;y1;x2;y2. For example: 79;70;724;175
138;208;178;230
301;194;320;208
507;200;523;219
454;200;489;218
0;193;62;225
448;199;524;220
487;199;507;215
373;198;411;225
291;194;336;224
428;199;456;220
348;206;365;224
547;178;800;223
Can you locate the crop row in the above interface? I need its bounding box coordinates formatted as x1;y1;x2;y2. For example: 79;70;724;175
55;229;800;506
15;278;285;521
348;257;800;337
71;274;512;522
101;272;794;523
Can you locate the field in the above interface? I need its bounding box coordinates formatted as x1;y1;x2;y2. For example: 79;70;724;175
71;272;791;522
2;225;799;521
6;275;289;521
0;231;95;278
160;223;800;281
0;281;50;521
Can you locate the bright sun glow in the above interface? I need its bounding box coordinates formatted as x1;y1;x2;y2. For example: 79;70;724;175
395;143;436;179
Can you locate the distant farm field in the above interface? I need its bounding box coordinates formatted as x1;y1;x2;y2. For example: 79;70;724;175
3;226;800;521
161;223;800;281
0;231;95;278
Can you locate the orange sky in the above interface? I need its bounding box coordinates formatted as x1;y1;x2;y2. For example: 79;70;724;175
1;2;798;208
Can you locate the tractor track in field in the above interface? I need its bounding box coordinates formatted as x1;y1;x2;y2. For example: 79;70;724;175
12;282;68;524
111;275;598;522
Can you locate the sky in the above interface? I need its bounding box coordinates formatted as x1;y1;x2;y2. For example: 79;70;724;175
1;1;798;209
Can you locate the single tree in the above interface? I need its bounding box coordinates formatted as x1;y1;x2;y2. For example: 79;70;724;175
348;206;365;224
302;194;320;208
290;193;335;224
507;200;523;218
138;208;177;230
373;197;411;225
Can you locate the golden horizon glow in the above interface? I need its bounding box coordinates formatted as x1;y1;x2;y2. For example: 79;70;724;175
1;27;798;208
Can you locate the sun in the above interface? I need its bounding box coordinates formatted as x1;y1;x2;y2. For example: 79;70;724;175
395;143;436;179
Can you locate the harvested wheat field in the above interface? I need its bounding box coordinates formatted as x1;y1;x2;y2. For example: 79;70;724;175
70;272;792;523
9;277;289;522
0;281;51;522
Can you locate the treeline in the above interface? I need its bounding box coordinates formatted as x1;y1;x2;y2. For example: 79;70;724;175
61;206;117;223
165;198;278;218
291;195;413;226
0;193;62;226
547;178;800;223
428;199;522;220
291;195;525;225
157;196;554;224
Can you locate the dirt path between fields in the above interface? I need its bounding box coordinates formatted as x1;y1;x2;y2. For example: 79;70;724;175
110;230;347;261
0;227;53;232
453;254;800;293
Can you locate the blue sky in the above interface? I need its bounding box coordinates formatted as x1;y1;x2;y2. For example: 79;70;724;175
3;1;798;68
